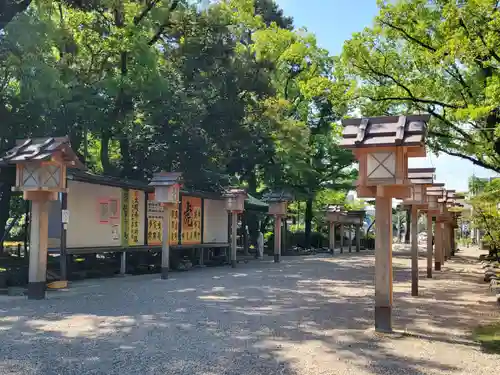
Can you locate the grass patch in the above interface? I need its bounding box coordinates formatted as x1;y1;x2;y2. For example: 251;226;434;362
473;322;500;354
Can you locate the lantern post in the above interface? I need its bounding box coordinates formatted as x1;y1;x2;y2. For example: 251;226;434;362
340;114;429;332
223;188;247;268
263;191;293;263
0;137;85;299
427;186;446;271
422;183;445;278
346;210;365;252
403;168;436;296
325;205;345;254
149;172;182;280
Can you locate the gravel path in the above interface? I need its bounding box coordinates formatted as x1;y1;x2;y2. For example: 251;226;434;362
0;247;498;374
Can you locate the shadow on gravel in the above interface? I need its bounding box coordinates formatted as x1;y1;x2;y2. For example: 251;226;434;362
0;250;490;375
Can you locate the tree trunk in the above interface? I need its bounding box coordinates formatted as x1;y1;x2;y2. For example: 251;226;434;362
119;137;132;178
100;128;115;175
405;209;411;244
304;197;313;248
0;166;15;253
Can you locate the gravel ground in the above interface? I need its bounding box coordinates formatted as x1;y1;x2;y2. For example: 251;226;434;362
0;246;499;375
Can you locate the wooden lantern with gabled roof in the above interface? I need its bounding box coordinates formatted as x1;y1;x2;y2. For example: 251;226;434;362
340;114;429;334
0;136;85;300
341;115;429;199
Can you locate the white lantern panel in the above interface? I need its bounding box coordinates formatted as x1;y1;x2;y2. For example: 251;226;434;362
269;202;287;216
155;184;180;204
21;165;39;188
40;165;61;188
413;185;422;202
367;152;396;179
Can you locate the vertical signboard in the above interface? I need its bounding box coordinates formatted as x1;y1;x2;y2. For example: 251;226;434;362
147;193;179;245
181;196;202;244
128;189;140;245
121;189;129;246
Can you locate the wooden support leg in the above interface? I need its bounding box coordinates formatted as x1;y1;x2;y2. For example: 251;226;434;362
329;221;335;254
340;224;344;254
411;205;418;296
231;212;237;268
356;224;361;252
28;201;49;300
426;214;433;278
348;225;352;253
274;215;281;263
435;222;442;271
375;194;393;333
120;251;126;275
161;205;171;279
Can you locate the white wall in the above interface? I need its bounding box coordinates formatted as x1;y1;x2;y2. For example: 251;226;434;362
203;198;228;243
66;181;145;248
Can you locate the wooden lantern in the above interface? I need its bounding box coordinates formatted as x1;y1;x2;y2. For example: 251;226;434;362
262;191;293;216
224;188;247;213
404;168;436;207
148;172;182;206
2;137;85;201
346;210;365;226
341;115;429;199
325;204;345;222
0;136;85;300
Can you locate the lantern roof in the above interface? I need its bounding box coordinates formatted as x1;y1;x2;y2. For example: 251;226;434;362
340;114;429;149
0;136;85;170
426;184;446;196
148;172;183;187
262;190;293;203
223;187;248;198
346;210;366;218
408;167;435;182
325;204;345;213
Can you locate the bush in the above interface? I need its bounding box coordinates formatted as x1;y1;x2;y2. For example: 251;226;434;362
265;231;327;251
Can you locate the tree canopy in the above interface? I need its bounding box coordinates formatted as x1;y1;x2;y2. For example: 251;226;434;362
341;0;500;173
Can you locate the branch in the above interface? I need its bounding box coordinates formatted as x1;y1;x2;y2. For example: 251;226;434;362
147;0;180;46
134;0;162;26
365;96;463;110
435;145;500;173
379;20;437;52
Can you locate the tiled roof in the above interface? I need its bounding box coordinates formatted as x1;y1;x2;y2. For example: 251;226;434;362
1;137;85;169
262;191;293;202
341;115;429;148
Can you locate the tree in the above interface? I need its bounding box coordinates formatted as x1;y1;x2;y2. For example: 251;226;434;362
253;25;356;246
470;178;500;259
341;0;500;173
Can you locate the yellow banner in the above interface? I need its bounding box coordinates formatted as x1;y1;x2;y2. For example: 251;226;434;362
121;189;129;246
181;196;202;244
147;193;179;245
128;190;141;245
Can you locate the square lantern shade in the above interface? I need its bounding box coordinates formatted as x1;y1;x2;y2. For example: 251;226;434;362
427;194;438;210
262;191;293;216
0;137;85;199
326;205;345;222
366;151;396;184
224;188;247;213
149;172;182;205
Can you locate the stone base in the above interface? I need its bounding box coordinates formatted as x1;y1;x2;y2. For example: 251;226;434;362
160;267;169;280
435;262;441;271
274;254;280;263
27;282;46;300
231;260;237;268
426;267;432;278
375;306;392;333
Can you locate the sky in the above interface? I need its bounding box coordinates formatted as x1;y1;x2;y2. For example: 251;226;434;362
274;0;499;192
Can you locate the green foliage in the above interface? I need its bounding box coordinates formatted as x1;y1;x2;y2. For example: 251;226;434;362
473;322;500;354
341;0;500;172
470;178;500;250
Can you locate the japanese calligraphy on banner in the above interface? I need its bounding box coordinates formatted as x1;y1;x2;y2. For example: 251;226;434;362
181;196;202;244
128;190;141;245
147;193;179;245
121;189;129;246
